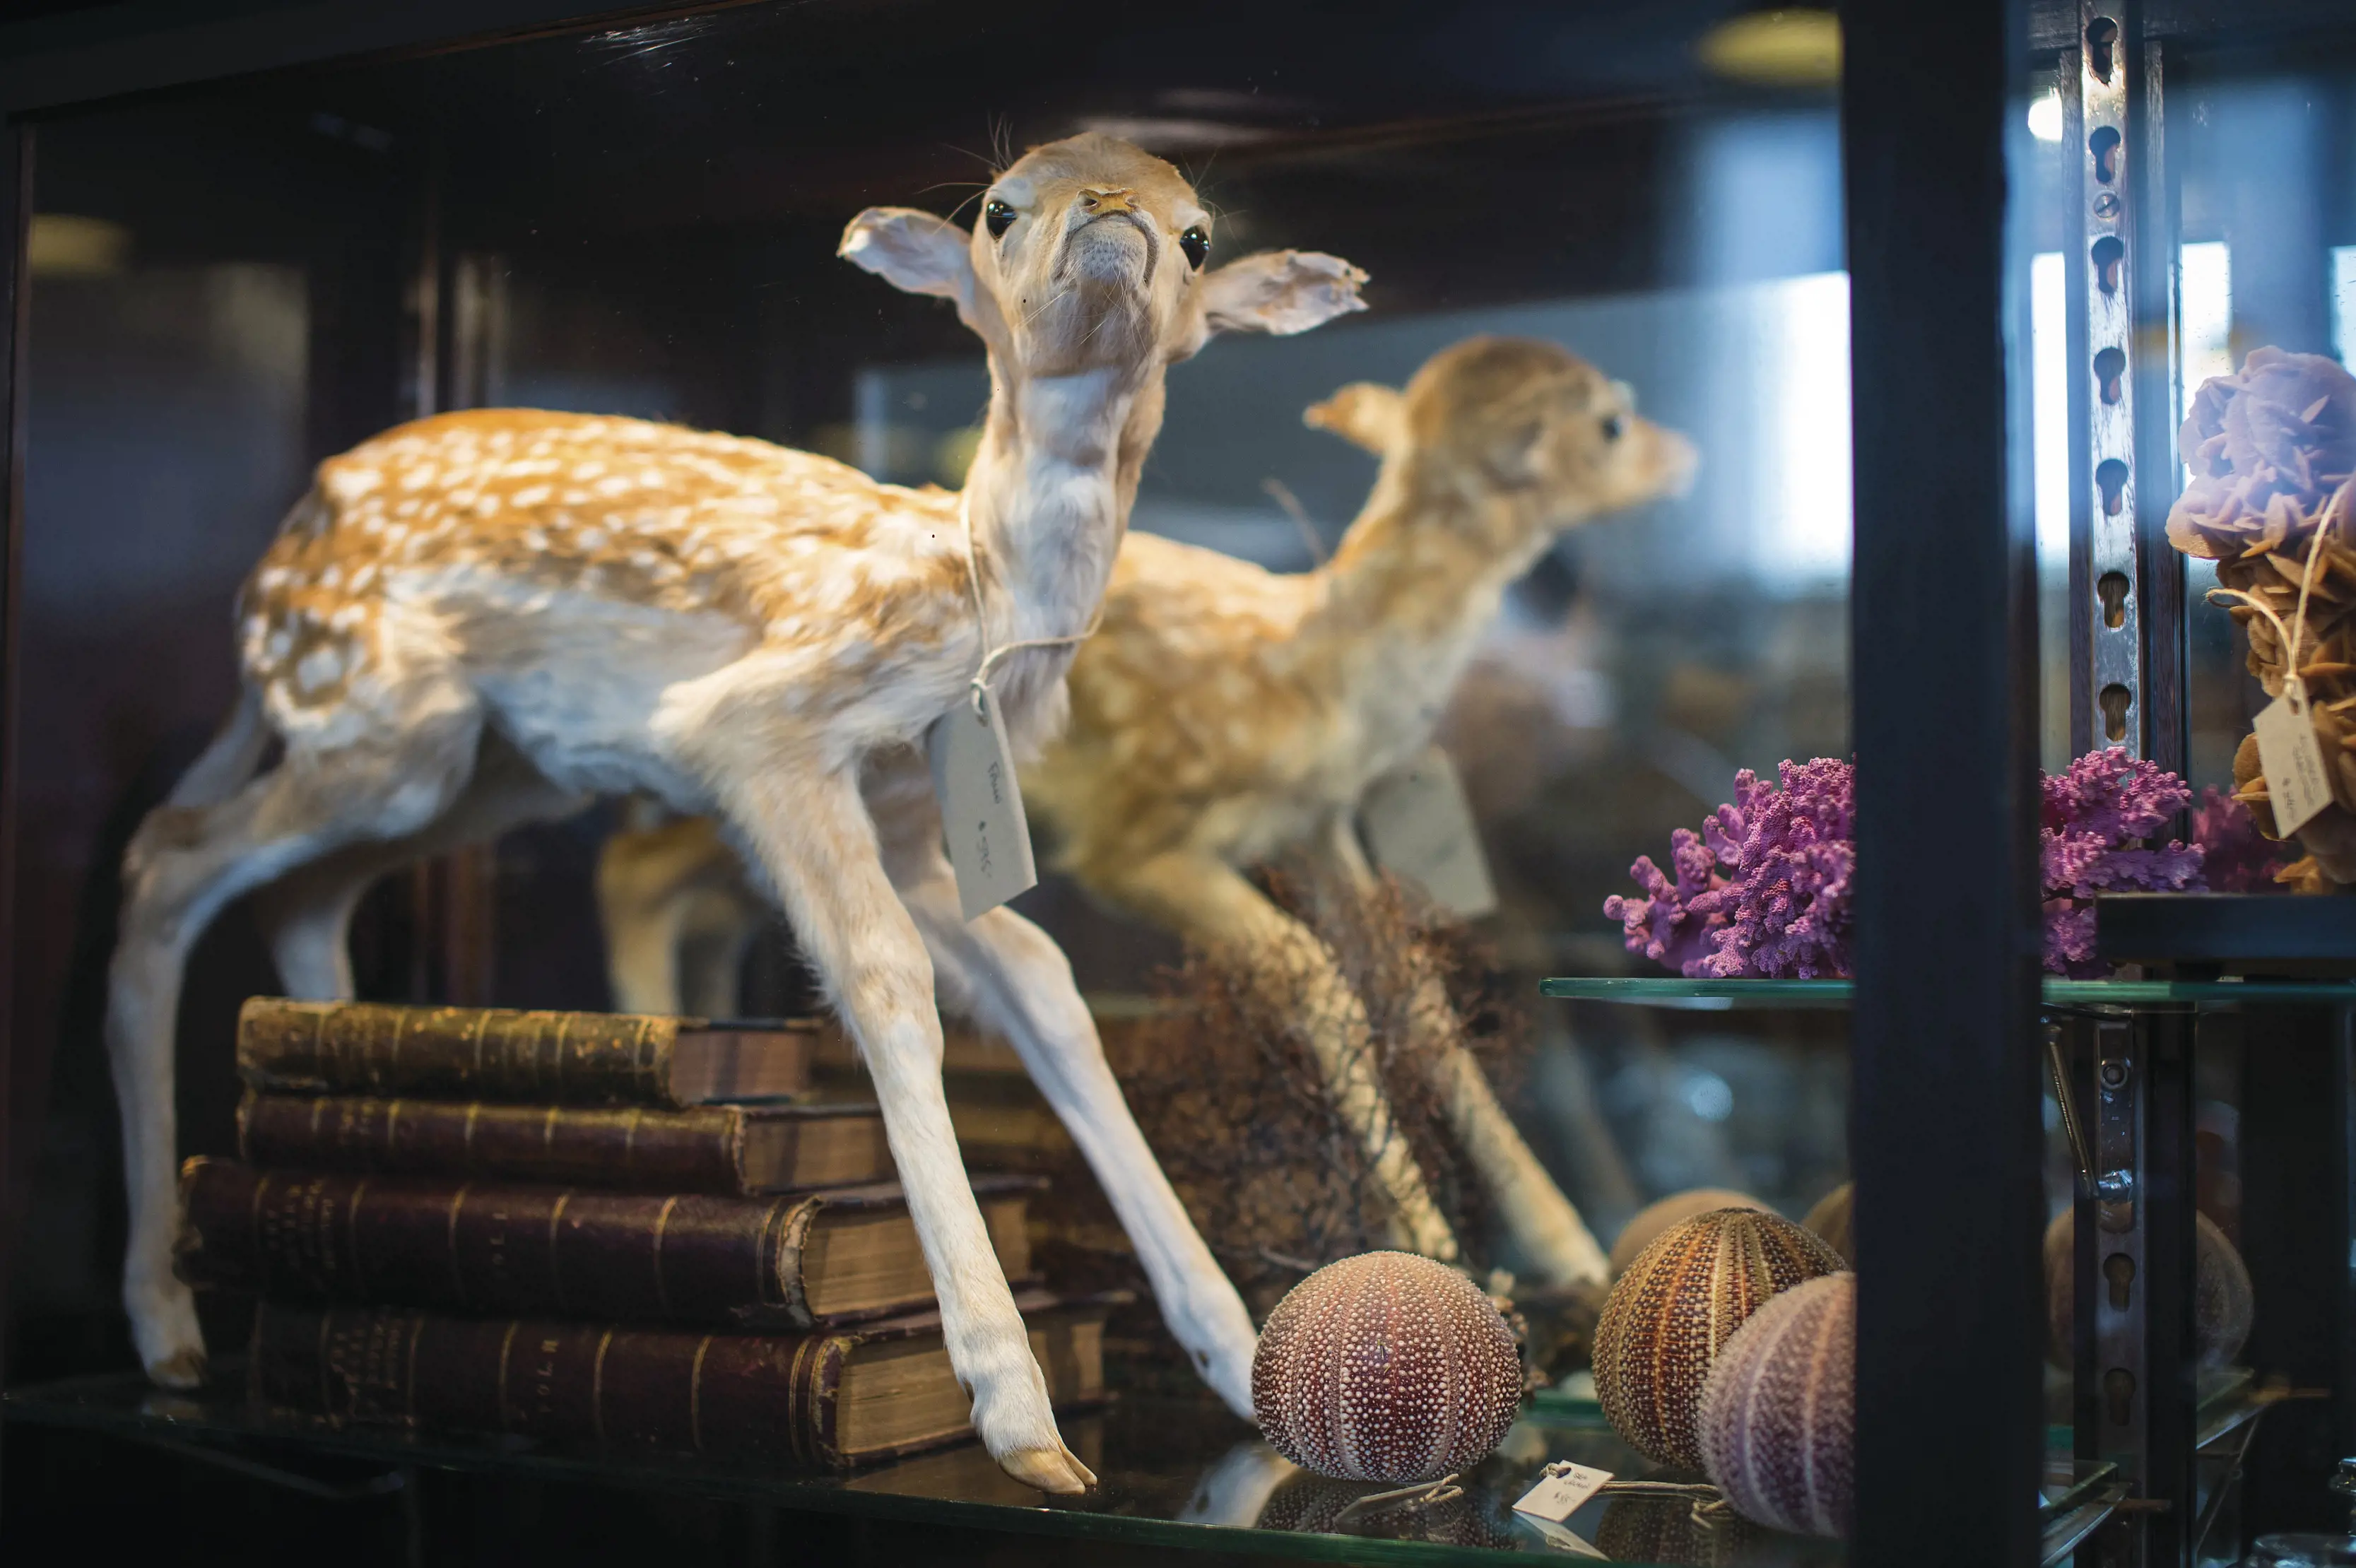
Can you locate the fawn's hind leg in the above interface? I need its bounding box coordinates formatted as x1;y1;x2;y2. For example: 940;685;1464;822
1307;814;1610;1287
595;815;748;1016
250;737;584;1001
1102;847;1462;1266
109;722;478;1384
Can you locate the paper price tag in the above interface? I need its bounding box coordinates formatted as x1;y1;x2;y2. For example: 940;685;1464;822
1359;745;1498;917
926;686;1039;921
1516;1516;1609;1557
1512;1461;1613;1524
2254;676;2334;836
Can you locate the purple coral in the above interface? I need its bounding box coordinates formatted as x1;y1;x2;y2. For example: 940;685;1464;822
2191;786;2292;893
1604;758;1855;979
1608;749;2209;982
2040;749;2205;977
1602;826;1727;976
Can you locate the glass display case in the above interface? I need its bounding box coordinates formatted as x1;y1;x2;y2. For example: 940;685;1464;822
0;0;2351;1564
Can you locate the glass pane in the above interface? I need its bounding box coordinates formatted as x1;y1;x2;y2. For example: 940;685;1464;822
2013;2;2356;1560
13;3;1861;1558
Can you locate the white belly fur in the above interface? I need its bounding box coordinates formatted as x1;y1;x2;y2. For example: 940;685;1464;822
432;581;756;805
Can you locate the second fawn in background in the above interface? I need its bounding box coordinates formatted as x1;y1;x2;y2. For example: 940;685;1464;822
603;335;1696;1289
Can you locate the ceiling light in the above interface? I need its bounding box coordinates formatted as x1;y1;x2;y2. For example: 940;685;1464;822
28;214;129;278
1698;10;1842;88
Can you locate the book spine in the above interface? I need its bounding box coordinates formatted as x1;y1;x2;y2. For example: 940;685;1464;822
175;1160;818;1330
236;998;683;1106
247;1299;856;1466
236;1092;753;1193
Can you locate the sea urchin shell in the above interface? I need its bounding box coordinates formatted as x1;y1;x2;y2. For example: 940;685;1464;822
2043;1208;2253;1367
1800;1182;1854;1266
1609;1189;1767;1277
1250;1251;1523;1484
1592;1208;1843;1469
1699;1271;1856;1536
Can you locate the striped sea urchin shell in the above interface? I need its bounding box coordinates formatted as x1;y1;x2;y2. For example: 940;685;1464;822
1699;1271;1856;1536
1250;1251;1523;1484
1609;1189;1767;1277
1591;1208;1843;1469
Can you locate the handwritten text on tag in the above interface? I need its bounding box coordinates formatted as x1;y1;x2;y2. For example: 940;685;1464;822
1359;745;1498;917
1512;1462;1613;1523
927;687;1039;921
2255;676;2334;836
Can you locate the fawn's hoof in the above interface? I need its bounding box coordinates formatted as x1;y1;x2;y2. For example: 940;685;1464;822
145;1345;208;1390
997;1442;1097;1495
129;1280;207;1389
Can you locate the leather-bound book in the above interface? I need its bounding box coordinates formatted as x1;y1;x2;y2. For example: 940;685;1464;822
236;998;818;1107
236;1090;890;1194
248;1292;1111;1468
175;1159;1038;1330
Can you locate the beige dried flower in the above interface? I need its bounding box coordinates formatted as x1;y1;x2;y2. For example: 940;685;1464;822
2169;347;2356;562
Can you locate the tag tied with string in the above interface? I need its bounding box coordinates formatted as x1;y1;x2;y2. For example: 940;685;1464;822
927;683;1040;921
1512;1461;1613;1523
1359;745;1499;918
2255;675;2335;835
928;491;1099;921
2210;519;2341;839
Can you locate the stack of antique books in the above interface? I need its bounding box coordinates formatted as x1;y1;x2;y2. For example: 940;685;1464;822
175;998;1108;1468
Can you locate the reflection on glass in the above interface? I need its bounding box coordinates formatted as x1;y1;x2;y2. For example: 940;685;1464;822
2034;247;2071;771
2334;248;2356;372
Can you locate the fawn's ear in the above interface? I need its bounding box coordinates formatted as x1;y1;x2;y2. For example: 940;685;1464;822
1201;250;1369;336
840;208;977;322
1303;383;1405;454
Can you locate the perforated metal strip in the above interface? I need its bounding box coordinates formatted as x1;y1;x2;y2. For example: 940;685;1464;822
2083;3;2143;753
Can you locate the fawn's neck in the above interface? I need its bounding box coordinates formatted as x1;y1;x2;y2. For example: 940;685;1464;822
1295;463;1557;736
961;357;1165;655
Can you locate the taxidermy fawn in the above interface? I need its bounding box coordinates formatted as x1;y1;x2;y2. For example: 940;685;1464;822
601;335;1695;1288
105;133;1367;1493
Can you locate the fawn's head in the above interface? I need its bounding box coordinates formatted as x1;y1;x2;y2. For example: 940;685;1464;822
1308;336;1697;543
840;133;1367;382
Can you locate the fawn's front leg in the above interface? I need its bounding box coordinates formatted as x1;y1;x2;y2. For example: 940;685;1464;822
697;748;1092;1494
1308;815;1609;1287
881;823;1258;1416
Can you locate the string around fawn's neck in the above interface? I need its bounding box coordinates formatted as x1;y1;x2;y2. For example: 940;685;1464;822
957;485;1102;719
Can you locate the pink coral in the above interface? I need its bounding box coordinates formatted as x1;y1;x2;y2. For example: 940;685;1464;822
1610;750;2209;982
1605;759;1854;980
1604;828;1727;976
2039;750;2205;978
2190;786;2292;894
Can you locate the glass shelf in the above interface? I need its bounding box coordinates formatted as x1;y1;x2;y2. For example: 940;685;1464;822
1539;977;2356;1012
2;1367;2113;1565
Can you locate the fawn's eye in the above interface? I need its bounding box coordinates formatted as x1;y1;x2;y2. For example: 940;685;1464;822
1179;226;1210;270
985;199;1017;240
1601;415;1625;442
